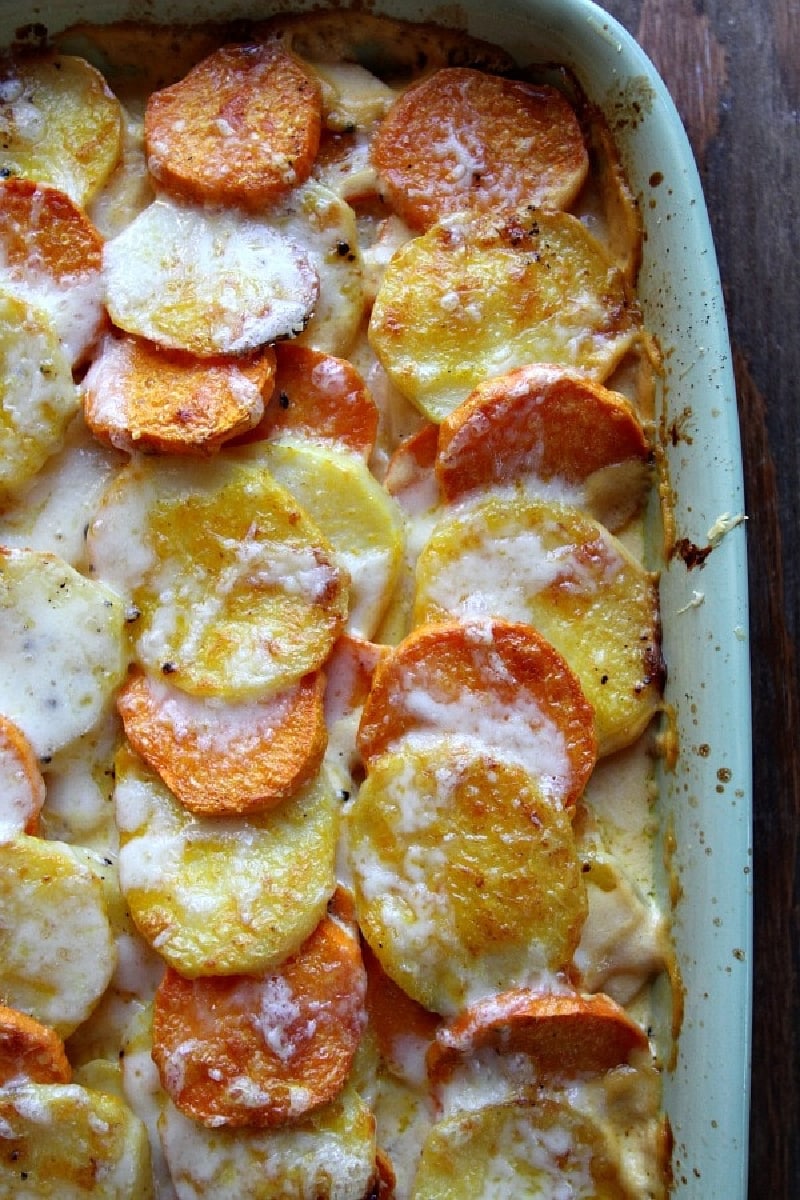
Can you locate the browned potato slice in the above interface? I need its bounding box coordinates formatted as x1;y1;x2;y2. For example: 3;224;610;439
86;455;349;699
0;1082;153;1198
0;53;123;206
82;333;274;455
368;208;642;422
413;494;663;756
114;745;338;978
348;742;587;1015
0;1004;71;1085
410;1098;630;1198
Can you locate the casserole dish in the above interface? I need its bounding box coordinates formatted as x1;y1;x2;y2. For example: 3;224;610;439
0;0;751;1196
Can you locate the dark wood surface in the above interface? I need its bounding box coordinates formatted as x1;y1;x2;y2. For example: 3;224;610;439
601;2;799;1197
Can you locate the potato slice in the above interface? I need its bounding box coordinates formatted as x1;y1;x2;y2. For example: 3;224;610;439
410;1098;629;1199
86;455;348;699
0;53;123;206
0;834;116;1037
435;365;650;502
372;68;588;231
117;668;327;818
0;1082;153;1198
114;746;338;977
152;909;367;1128
102;196;319;356
427;989;648;1090
0;716;45;836
0;546;126;759
237;437;403;640
357;619;596;809
413;494;663;756
159;1073;377;1200
0;178;105;366
82;332;274;455
144;41;323;210
348;742;587;1015
368;208;642;422
236;341;378;460
0;290;80;500
0;1004;71;1085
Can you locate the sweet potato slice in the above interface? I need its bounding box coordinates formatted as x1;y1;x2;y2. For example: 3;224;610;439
82;333;274;455
436;365;650;501
0;715;45;836
427;989;649;1088
372;68;588;231
234;342;378;458
357;618;596;809
145;41;323;210
384;424;441;516
152;905;367;1128
0;1005;71;1086
362;940;440;1085
117;668;327;817
324;634;387;728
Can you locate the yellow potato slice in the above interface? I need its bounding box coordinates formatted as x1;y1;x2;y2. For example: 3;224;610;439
0;289;80;500
159;1072;377;1200
271;180;366;357
0;834;116;1037
236;437;403;640
0;53;123;207
0;1082;153;1199
86;455;349;699
0;546;126;759
410;1098;629;1199
368;208;642;422
114;745;338;977
102;196;319;356
348;742;587;1015
413;494;663;756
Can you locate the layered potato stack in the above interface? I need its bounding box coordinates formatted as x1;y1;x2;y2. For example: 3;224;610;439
0;13;672;1198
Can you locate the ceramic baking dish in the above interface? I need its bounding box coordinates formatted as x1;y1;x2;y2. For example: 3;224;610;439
0;0;752;1195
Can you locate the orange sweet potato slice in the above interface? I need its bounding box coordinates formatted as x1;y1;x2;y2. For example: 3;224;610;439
0;715;45;836
324;634;388;729
0;178;103;281
436;365;651;501
0;1005;71;1085
427;989;649;1087
116;667;327;817
144;41;323;210
357;618;596;809
233;342;378;459
363;940;440;1084
151;903;367;1128
372;68;588;232
384;424;441;515
82;332;275;455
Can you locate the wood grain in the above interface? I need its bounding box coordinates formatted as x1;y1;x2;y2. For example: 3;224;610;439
602;3;800;1197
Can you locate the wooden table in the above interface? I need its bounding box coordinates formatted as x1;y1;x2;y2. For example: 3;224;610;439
603;2;799;1196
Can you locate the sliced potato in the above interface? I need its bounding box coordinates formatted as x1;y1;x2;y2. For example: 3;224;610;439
102;196;319;356
0;546;126;759
86;455;349;699
0;53;123;206
117;669;327;818
0;1004;71;1085
114;746;338;977
372;68;588;231
0;290;80;500
411;1098;629;1199
348;742;587;1015
414;494;663;756
82;332;274;455
0;1082;153;1199
237;437;403;640
0;178;105;366
357;619;596;809
159;1074;377;1200
0;834;116;1037
0;715;45;836
368;208;642;422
